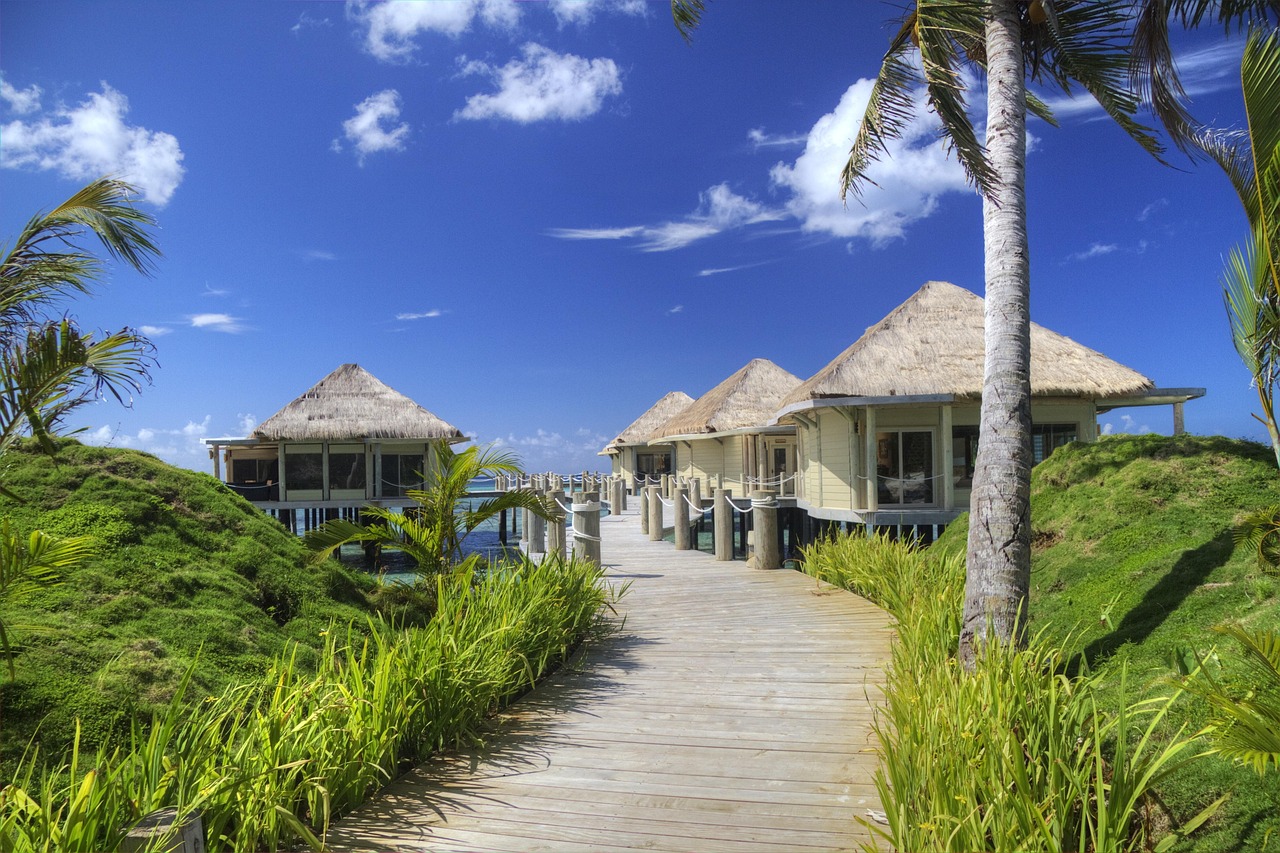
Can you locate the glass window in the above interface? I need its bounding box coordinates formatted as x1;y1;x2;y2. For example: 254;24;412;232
382;453;424;497
952;426;979;488
1032;423;1078;465
231;458;277;484
328;452;366;491
876;430;934;506
284;451;322;491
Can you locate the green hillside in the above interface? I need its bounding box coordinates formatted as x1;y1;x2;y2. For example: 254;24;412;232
0;440;394;769
937;434;1280;852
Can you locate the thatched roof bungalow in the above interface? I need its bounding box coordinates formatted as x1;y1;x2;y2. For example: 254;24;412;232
649;358;804;495
205;363;465;508
775;281;1203;527
598;391;695;487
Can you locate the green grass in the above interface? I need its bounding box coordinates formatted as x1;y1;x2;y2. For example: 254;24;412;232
0;439;389;772
934;434;1280;852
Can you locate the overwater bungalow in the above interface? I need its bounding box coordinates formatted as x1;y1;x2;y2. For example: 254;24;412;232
773;281;1204;532
648;358;804;497
598;391;695;490
204;364;465;527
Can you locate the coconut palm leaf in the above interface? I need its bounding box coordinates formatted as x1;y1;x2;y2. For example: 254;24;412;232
1241;26;1280;291
670;0;705;42
0;178;158;341
0;320;154;465
1189;625;1280;776
306;440;556;580
0;519;97;679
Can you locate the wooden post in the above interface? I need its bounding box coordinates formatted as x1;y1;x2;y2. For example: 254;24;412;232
610;476;625;517
121;809;205;853
646;484;664;542
498;508;507;546
750;490;781;570
545;489;566;560
529;499;545;554
1173;401;1185;435
572;490;601;566
639;486;650;535
674;484;691;550
714;488;733;561
690;478;702;510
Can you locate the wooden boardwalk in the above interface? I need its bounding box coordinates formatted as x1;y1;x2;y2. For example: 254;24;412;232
326;507;894;852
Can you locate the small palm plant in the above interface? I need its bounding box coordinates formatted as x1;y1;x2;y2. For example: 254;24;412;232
305;440;556;578
1185;625;1280;778
0;520;96;679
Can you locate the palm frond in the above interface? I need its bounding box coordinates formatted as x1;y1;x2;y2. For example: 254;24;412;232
1040;0;1164;160
1241;26;1280;294
843;29;924;201
1199;624;1280;776
670;0;706;42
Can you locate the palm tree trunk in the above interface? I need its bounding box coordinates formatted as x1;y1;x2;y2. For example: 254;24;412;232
960;0;1032;668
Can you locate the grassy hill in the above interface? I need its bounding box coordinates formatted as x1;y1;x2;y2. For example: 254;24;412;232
936;434;1280;852
0;440;401;770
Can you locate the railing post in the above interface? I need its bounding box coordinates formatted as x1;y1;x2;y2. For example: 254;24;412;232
639;486;650;535
646;484;664;542
674;484;691;550
610;476;625;516
529;493;545;554
749;489;780;570
120;809;204;853
690;478;702;512
545;489;566;560
714;488;733;561
572;490;601;566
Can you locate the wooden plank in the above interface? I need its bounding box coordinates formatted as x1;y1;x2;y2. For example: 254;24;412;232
327;506;892;852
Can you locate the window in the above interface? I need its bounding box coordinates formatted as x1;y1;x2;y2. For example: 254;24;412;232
1032;423;1077;465
284;449;323;491
635;452;671;476
328;451;366;492
876;430;934;505
231;458;277;485
952;426;979;488
382;453;424;498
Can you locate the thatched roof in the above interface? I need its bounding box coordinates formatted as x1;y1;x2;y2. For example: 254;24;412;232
779;281;1153;409
600;391;696;454
652;359;803;439
253;364;464;442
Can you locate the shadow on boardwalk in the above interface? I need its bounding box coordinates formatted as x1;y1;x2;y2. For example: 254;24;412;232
326;511;893;853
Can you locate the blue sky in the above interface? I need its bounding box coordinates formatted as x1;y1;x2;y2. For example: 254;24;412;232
0;1;1262;474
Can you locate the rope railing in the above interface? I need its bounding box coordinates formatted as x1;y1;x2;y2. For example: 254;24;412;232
683;492;712;516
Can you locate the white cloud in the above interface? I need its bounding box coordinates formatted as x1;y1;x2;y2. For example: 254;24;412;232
350;0;520;62
770;78;972;245
83;415;213;471
1138;198;1168;222
1;82;185;206
140;325;172;337
396;309;443;320
1066;242;1119;262
667;305;683;314
699;261;771;277
1;80;42;114
748;127;806;149
238;413;257;434
301;249;337;262
291;11;331;35
336;89;410;164
454;43;622;123
549;183;785;252
484;426;612;471
1100;414;1153;436
189;313;245;333
549;0;647;26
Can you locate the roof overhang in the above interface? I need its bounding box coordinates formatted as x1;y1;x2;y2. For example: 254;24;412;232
1095;387;1206;413
203;434;470;447
650;424;797;444
772;394;957;425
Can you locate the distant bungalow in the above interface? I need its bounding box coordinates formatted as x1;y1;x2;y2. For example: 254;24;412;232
772;281;1204;529
599;391;695;485
204;364;464;521
647;358;804;496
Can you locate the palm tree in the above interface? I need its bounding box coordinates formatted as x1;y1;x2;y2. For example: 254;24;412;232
305;440;557;578
672;0;1277;665
1205;27;1280;465
0;178;159;479
0;176;160;677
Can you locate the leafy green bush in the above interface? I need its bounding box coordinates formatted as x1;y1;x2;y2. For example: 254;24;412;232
0;553;608;852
